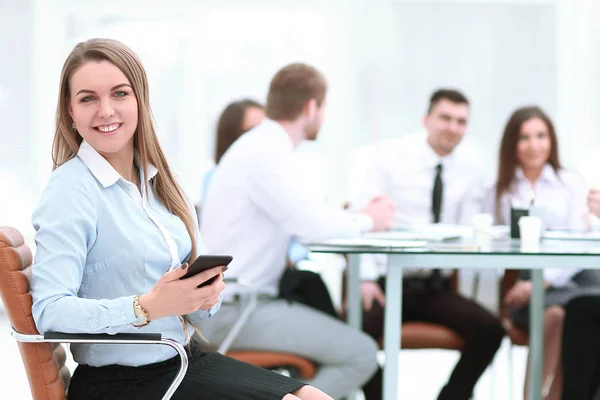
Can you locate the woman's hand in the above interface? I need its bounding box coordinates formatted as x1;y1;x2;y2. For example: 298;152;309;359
504;280;533;308
588;188;600;218
138;263;226;321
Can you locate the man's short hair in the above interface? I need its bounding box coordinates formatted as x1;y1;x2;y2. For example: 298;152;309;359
427;89;469;113
266;63;327;121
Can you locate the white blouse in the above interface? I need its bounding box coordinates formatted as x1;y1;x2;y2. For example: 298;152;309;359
484;163;588;287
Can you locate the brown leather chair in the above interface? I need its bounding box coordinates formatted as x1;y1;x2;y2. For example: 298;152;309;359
0;225;315;394
342;269;465;350
0;226;188;400
499;269;529;346
400;271;464;350
226;351;315;379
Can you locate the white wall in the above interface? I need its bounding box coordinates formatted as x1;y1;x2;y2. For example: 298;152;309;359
1;0;599;232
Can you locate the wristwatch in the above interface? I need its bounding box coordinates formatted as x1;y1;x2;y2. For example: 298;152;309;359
132;295;150;327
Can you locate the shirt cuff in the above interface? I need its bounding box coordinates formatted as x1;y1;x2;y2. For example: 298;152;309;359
105;295;138;332
356;214;374;233
186;293;223;325
208;294;223;317
360;254;381;281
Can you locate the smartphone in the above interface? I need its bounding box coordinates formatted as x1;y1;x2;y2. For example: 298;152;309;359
180;255;233;287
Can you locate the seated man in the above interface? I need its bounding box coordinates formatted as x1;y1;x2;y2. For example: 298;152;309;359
198;63;396;399
351;89;505;400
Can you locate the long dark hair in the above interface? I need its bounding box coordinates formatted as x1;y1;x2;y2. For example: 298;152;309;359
214;99;263;163
495;106;561;222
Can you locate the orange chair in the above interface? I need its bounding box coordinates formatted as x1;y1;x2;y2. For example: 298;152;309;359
388;271;464;350
226;351;315;379
342;269;465;351
500;269;529;346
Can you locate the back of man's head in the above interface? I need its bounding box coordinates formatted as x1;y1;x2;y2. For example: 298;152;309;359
427;89;469;114
266;63;327;121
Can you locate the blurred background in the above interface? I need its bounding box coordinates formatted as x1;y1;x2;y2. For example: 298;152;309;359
1;0;599;398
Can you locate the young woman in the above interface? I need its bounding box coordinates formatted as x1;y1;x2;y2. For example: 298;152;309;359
484;105;600;400
30;38;331;400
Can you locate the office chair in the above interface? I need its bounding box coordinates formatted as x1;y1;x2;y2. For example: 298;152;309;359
0;226;187;399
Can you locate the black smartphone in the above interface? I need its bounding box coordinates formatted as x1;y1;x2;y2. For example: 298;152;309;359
180;255;233;287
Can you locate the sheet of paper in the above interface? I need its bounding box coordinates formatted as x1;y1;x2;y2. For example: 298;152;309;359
542;230;600;241
307;238;428;248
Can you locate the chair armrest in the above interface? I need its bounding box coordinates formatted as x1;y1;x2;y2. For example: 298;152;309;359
12;329;188;400
216;277;257;354
44;332;162;341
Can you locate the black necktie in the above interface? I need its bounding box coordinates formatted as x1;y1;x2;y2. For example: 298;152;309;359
431;163;444;289
432;163;443;223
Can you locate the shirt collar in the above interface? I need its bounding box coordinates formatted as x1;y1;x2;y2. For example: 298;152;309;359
515;163;559;185
77;140;158;188
422;134;455;170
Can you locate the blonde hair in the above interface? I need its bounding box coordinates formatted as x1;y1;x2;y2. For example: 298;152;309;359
53;38;200;340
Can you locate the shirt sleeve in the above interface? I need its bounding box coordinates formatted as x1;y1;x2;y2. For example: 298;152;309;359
246;149;373;240
349;144;389;281
566;170;588;230
360;254;388;281
544;268;580;288
31;181;139;334
457;171;487;225
349;143;388;211
480;183;495;215
186;294;223;325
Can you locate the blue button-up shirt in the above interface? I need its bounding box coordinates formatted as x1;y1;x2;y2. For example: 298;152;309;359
31;141;220;367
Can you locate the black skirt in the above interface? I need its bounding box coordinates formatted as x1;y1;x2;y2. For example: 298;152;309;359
68;345;307;400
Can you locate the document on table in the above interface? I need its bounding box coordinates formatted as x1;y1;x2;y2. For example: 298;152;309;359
306;238;428;248
542;230;600;241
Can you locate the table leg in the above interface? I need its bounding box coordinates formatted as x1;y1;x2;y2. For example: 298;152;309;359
383;261;402;400
347;254;362;330
528;269;544;400
346;254;361;400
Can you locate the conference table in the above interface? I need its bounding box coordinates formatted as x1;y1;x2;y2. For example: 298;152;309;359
306;231;600;400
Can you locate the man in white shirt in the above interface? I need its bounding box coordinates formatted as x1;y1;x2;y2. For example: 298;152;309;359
198;63;396;399
352;89;505;400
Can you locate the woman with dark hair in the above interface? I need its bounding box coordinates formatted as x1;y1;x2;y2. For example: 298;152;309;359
201;99;265;204
214;99;265;164
484;106;598;399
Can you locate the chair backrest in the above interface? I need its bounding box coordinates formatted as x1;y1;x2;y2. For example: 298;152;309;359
499;269;521;319
498;268;529;345
0;226;69;399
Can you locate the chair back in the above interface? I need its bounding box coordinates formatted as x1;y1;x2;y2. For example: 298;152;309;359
341;268;464;350
0;226;69;399
499;269;521;318
499;269;529;345
400;270;463;349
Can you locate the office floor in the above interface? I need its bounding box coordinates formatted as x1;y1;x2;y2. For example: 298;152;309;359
0;259;530;399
